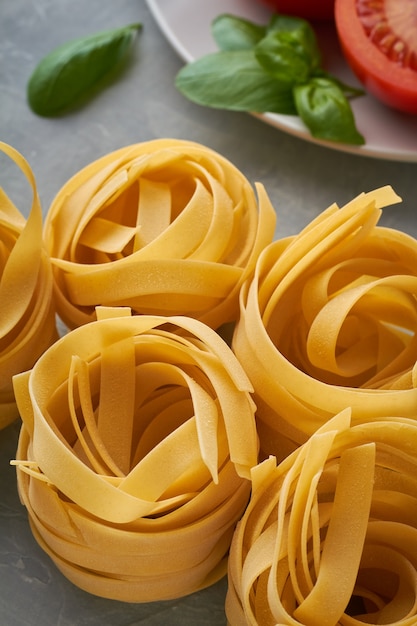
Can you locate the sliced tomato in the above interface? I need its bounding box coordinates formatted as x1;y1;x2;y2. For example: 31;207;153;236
335;0;417;114
258;0;335;22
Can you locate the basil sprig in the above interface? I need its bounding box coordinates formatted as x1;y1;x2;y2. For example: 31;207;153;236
27;23;142;117
175;14;365;146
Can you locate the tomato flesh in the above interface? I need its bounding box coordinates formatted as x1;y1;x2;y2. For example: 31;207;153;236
258;0;335;22
335;0;417;114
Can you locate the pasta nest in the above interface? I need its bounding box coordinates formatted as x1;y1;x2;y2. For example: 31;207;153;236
12;307;258;602
0;142;57;430
226;409;417;626
43;138;276;330
232;186;417;460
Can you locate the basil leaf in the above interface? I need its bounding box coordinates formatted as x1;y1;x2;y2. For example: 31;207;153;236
175;49;296;114
285;25;322;72
267;14;322;69
267;13;310;34
27;23;142;117
174;11;365;146
255;31;312;84
212;14;266;51
321;72;365;99
294;77;365;145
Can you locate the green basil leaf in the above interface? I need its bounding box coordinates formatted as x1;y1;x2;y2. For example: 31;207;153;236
27;23;142;117
267;13;310;34
268;15;322;69
285;24;322;71
212;14;266;51
255;31;312;84
294;77;365;145
320;72;365;99
175;50;296;114
174;11;365;146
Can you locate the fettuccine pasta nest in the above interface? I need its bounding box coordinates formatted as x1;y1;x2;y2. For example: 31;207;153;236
43;138;276;330
226;409;417;626
0;142;57;430
232;186;417;459
12;307;258;602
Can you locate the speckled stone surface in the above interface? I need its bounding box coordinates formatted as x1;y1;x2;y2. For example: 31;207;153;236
1;0;417;624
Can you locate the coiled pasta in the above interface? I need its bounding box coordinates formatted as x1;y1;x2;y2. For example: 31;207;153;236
44;138;276;330
0;142;57;429
12;307;258;601
226;409;417;626
232;186;417;459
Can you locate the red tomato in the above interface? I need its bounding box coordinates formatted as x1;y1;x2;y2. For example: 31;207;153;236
335;0;417;115
258;0;335;21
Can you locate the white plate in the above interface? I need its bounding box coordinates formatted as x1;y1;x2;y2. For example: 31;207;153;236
146;0;417;162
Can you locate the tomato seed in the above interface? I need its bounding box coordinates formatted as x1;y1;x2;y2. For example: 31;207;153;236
356;1;417;69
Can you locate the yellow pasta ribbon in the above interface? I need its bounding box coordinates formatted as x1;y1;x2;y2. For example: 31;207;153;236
232;186;417;459
43;139;276;330
12;307;258;602
226;409;417;625
0;142;57;429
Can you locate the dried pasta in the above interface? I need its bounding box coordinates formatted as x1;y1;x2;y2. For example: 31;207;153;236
232;186;417;459
0;142;57;430
43;139;276;330
226;408;417;626
12;307;258;602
